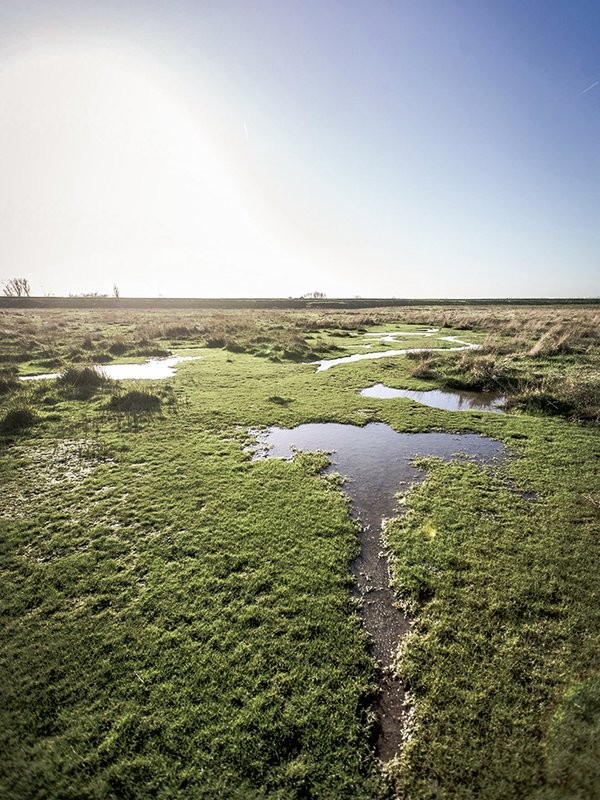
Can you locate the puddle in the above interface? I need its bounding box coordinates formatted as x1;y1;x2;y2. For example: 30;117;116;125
252;422;505;761
360;384;505;413
315;336;479;371
21;356;199;381
99;356;199;380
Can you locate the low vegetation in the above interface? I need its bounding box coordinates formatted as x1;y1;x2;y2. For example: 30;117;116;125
403;312;600;422
57;365;112;400
0;302;598;799
108;390;161;413
385;442;600;798
0;367;20;395
0;403;36;434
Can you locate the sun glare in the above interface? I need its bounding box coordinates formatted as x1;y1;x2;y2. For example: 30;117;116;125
0;43;293;296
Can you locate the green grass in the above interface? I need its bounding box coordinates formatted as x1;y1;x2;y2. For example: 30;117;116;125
385;426;600;799
1;421;382;798
0;306;599;799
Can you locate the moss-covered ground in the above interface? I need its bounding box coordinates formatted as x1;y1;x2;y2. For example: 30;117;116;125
1;306;599;799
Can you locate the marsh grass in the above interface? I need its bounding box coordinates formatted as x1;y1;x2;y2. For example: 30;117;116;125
0;367;20;395
396;310;600;422
0;402;36;434
384;432;600;799
108;390;162;413
0;303;599;799
57;365;112;399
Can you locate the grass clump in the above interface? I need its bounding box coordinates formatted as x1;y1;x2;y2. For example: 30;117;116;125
406;352;436;379
0;403;36;434
133;346;171;358
268;395;293;406
108;338;130;356
57;366;110;399
0;367;20;395
507;373;600;422
108;390;161;413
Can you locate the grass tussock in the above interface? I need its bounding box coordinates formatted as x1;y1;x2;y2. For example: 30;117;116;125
506;372;600;422
0;403;36;434
57;366;111;398
108;390;162;414
527;322;595;357
0;367;20;395
108;338;130;356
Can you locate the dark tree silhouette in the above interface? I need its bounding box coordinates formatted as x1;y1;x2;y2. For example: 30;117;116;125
3;278;31;297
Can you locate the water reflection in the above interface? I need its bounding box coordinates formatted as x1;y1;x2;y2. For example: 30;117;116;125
360;383;505;412
21;355;199;381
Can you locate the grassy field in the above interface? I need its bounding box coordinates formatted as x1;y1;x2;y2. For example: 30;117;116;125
1;304;599;799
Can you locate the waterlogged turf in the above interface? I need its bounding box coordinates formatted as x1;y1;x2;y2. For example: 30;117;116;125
1;307;599;799
253;422;505;761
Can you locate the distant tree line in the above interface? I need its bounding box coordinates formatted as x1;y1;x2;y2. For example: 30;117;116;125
1;278;121;299
68;285;120;299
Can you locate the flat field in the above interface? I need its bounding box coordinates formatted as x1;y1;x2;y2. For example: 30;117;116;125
1;303;599;799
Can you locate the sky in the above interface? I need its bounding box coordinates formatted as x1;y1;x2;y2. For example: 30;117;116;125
0;1;599;298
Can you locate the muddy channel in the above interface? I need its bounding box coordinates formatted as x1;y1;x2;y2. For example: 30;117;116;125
253;422;505;761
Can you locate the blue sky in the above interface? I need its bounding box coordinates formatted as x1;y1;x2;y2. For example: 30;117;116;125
1;1;598;297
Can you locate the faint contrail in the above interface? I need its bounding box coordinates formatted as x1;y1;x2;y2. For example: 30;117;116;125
579;80;599;95
243;122;249;142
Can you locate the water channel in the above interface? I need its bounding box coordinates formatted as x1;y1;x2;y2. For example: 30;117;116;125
253;422;506;760
314;336;480;371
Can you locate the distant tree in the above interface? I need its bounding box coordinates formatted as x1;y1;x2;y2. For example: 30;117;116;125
301;291;327;299
68;291;109;298
3;278;31;297
113;284;120;299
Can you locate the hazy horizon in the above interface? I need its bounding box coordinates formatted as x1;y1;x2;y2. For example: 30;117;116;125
4;288;600;301
1;2;599;298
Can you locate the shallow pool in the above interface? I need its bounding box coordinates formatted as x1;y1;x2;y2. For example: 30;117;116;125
360;383;505;412
21;355;199;381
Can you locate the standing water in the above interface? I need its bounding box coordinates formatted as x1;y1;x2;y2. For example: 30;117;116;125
253;422;505;760
360;384;506;412
20;356;199;381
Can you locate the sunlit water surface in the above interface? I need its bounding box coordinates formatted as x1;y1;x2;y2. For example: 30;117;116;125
360;383;505;412
21;356;199;381
314;335;480;371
